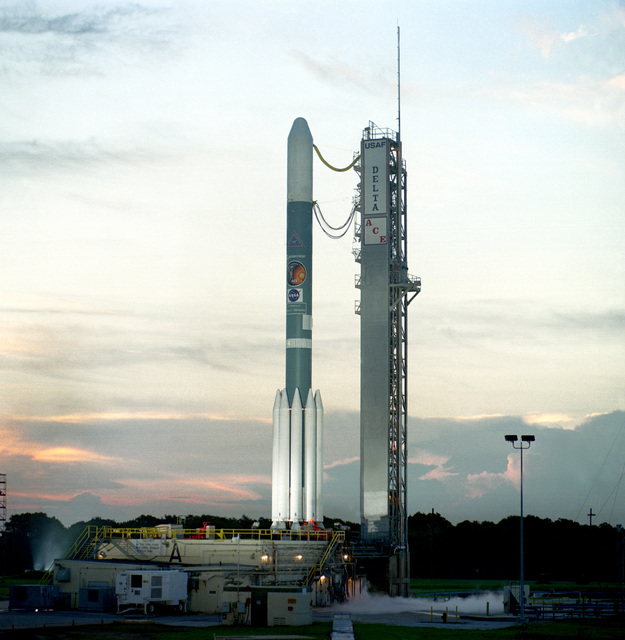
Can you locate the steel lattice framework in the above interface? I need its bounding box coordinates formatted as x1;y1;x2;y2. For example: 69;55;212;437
354;122;420;553
387;137;420;550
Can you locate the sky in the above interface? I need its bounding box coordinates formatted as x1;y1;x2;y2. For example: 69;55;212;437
1;0;624;529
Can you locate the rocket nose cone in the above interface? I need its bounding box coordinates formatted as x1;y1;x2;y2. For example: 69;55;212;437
287;118;313;202
288;117;313;143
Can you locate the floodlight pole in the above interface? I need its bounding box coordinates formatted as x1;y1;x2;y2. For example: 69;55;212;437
505;434;535;621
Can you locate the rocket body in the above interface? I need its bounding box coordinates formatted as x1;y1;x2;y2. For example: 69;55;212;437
271;118;323;529
285;117;313;404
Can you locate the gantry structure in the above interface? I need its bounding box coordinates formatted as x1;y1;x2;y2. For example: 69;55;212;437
354;122;420;595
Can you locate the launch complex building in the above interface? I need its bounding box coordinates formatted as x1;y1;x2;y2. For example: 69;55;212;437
32;116;420;622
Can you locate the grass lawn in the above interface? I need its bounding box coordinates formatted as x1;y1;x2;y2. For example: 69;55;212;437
3;617;624;640
1;621;333;639
355;618;624;638
0;573;43;599
410;578;621;596
410;579;507;594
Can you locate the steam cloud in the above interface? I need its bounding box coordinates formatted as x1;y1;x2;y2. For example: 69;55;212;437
328;584;504;617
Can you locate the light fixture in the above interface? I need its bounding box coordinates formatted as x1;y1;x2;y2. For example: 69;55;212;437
504;433;536;622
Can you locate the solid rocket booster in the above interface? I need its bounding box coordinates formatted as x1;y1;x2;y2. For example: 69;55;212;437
271;118;324;529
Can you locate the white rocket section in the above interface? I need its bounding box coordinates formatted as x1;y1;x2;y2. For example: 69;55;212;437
271;386;324;529
271;389;281;523
287;119;313;202
289;389;303;524
304;389;317;522
314;390;324;523
277;390;291;524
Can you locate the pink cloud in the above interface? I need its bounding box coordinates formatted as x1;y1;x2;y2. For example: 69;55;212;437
33;447;119;464
324;456;359;470
10;410;270;424
465;455;518;498
113;474;265;504
607;74;625;91
409;449;458;481
0;427;121;465
419;467;458;481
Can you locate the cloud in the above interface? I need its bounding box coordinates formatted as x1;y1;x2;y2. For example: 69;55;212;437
513;9;625;126
324;456;359;470
189;477;265;502
465;455;517;499
292;50;393;95
2;410;624;527
407;412;625;524
12;410;270;425
0;305;276;412
423;301;625;353
607;73;625;90
493;76;625;128
523;413;580;430
0;424;126;466
0;4;136;36
409;450;458;481
518;17;598;58
561;25;592;44
0;2;187;77
32;446;120;464
456;414;506;422
518;18;560;58
0;137;190;178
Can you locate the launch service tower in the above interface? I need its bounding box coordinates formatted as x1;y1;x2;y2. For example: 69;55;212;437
355;122;420;596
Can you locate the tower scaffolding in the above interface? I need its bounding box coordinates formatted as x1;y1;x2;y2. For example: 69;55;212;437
354;122;420;595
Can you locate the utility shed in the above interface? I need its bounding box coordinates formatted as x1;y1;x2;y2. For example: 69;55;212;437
221;586;312;627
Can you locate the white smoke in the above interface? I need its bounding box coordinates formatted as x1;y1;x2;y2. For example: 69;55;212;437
330;584;504;616
31;533;67;571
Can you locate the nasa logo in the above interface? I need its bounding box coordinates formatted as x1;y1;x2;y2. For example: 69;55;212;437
288;288;300;302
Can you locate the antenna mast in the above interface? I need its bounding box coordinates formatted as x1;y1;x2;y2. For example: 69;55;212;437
397;26;401;142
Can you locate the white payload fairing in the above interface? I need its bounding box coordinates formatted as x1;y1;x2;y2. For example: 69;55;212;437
271;118;323;530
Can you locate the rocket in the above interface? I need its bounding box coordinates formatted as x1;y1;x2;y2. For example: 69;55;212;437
271;118;324;530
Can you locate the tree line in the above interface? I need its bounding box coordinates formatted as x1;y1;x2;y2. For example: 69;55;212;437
408;511;623;585
0;511;622;584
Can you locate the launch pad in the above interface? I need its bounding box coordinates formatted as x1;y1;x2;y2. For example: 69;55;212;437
37;115;420;619
42;523;353;622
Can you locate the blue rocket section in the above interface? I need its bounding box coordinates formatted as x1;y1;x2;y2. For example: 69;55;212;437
286;199;312;405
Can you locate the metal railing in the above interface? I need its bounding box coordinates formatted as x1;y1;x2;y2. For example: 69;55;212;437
40;526;344;585
305;531;345;586
91;526;338;541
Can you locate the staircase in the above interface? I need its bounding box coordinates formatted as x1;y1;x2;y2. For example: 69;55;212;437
39;526;105;584
305;530;344;586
